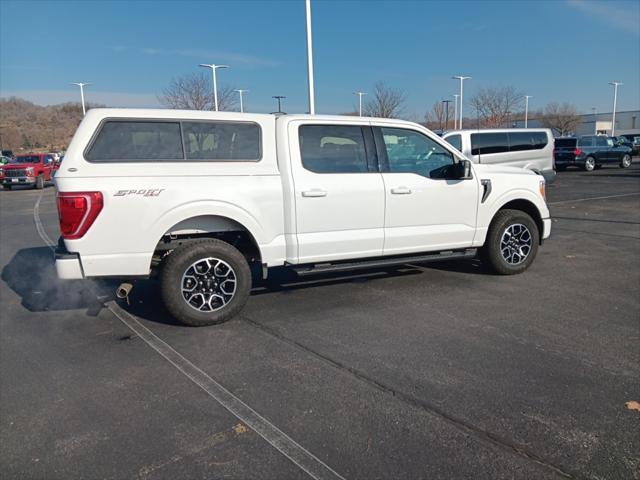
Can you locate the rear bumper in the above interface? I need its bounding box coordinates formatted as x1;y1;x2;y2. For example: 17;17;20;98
554;156;580;167
55;239;84;279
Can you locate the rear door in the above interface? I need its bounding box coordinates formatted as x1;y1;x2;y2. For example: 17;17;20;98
594;136;613;162
290;122;385;263
554;138;577;163
375;125;478;255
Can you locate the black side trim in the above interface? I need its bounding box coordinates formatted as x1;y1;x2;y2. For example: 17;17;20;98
362;126;379;173
291;249;477;276
372;126;389;172
480;179;492;203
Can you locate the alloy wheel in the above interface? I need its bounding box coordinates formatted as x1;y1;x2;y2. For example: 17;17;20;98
500;224;532;265
181;257;237;312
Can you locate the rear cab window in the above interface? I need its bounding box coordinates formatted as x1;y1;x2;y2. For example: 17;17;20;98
85;120;261;162
182;122;261;160
298;125;370;173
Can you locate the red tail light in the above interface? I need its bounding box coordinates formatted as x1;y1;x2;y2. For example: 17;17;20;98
574;148;582;156
57;191;103;239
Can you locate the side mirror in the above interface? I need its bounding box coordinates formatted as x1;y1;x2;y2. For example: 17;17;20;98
450;159;473;180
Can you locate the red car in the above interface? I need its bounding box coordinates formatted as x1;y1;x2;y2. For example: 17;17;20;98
0;153;59;190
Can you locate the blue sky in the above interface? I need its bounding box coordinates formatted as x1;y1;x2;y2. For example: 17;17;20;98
1;0;638;117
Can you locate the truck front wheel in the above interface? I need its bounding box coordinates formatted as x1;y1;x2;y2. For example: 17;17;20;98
160;239;252;326
481;209;539;275
35;174;44;189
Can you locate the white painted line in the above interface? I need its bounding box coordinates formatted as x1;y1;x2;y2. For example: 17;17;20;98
104;301;346;480
548;192;640;205
32;193;344;479
33;190;56;251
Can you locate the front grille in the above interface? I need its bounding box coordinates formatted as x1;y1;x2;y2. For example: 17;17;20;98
4;169;27;178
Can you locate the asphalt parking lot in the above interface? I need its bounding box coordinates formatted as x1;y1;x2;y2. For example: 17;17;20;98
1;163;639;480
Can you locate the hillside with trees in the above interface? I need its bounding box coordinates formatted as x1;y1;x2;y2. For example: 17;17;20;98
0;97;97;153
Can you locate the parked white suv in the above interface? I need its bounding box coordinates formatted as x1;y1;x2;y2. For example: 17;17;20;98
442;129;556;183
55;109;551;326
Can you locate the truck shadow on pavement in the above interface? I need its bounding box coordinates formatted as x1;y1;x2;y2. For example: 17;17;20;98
2;247;108;315
123;265;436;326
2;247;480;325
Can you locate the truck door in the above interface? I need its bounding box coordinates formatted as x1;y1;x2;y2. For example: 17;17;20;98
374;126;478;255
290;122;385;264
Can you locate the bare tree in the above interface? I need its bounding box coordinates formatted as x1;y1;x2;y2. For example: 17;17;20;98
540;102;581;136
424;101;453;130
159;73;237;111
469;86;523;128
363;81;406;118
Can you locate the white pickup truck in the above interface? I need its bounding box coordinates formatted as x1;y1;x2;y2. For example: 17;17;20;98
55;109;551;326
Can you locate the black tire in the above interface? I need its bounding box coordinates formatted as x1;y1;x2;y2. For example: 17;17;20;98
555;165;566;172
3;185;12;190
35;174;44;189
620;154;632;168
481;209;539;275
160;239;251;326
583;156;596;172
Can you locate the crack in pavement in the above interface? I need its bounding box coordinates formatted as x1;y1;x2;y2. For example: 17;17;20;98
242;315;585;480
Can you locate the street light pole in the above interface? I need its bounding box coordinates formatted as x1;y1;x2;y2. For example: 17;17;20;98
234;89;248;113
71;82;91;115
442;100;452;131
452;94;459;129
609;81;622;136
199;64;229;111
305;0;316;114
452;75;471;128
524;95;532;128
592;107;597;134
353;91;367;116
273;96;286;113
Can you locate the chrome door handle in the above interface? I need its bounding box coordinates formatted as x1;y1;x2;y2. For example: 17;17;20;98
391;186;412;195
301;189;327;197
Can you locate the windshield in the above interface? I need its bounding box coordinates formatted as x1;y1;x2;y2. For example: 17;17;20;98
12;155;41;164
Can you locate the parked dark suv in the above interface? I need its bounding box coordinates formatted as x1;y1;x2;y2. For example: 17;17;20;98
554;136;632;171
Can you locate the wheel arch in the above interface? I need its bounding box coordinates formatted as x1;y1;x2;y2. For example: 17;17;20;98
157;214;261;260
494;199;544;244
147;201;270;273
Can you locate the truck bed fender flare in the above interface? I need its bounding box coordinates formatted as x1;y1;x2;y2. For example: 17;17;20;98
148;201;267;252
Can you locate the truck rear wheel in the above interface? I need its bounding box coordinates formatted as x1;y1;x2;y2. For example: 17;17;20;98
160;239;252;326
481;209;539;275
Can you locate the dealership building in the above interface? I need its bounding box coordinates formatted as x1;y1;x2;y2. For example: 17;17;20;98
575;110;640;137
513;109;639;137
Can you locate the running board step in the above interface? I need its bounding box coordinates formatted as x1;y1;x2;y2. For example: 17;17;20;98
292;249;477;277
